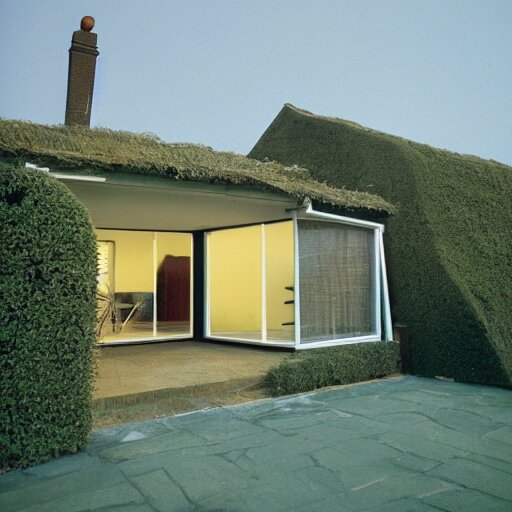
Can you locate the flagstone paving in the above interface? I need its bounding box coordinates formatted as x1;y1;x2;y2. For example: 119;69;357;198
1;376;512;511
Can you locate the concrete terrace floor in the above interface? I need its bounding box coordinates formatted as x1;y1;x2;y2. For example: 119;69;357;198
2;376;512;511
93;341;290;426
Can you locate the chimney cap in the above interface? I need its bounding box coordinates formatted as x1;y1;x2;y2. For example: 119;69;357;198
80;16;95;32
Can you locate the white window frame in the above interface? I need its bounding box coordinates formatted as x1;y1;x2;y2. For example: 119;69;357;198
204;207;392;350
204;225;295;347
294;208;390;349
96;230;194;345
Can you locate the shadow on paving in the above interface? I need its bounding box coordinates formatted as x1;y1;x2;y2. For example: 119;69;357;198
2;376;512;511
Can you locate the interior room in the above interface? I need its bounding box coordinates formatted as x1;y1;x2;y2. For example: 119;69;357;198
55;172;391;349
96;229;192;344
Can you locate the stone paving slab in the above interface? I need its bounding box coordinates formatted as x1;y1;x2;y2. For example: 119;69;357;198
1;376;512;511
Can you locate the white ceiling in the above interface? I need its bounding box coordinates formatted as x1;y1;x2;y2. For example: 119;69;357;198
58;175;297;231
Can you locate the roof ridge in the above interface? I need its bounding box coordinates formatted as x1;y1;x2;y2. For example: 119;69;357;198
280;104;511;169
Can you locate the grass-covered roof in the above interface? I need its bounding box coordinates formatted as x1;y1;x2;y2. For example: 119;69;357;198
0;118;394;218
250;103;512;387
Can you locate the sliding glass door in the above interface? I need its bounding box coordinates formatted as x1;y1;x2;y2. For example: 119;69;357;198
206;222;295;346
208;225;262;341
95;229;192;344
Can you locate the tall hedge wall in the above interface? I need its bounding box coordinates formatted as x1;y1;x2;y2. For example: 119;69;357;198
250;104;512;387
0;162;97;469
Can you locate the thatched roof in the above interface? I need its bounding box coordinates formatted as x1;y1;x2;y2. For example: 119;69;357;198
0;118;394;217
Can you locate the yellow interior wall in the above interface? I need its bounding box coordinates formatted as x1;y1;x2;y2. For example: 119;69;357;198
95;229;191;293
266;222;294;330
209;222;294;334
156;232;191;264
209;225;262;333
96;229;153;292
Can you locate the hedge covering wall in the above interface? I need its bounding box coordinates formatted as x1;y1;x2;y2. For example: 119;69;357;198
250;104;512;387
0;162;97;469
265;342;400;396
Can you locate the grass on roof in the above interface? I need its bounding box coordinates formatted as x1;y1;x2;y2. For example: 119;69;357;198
0;118;394;217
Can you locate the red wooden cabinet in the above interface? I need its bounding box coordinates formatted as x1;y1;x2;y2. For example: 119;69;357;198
157;255;190;322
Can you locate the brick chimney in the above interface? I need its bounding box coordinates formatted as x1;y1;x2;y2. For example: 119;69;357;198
64;16;99;127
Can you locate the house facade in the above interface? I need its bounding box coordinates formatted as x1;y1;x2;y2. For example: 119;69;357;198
0;119;394;350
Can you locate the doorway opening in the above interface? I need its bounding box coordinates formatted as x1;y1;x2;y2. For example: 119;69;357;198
95;229;193;344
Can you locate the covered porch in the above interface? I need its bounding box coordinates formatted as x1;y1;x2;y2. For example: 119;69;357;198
57;170;393;350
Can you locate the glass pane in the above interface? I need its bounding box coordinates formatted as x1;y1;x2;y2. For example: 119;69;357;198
209;225;262;340
265;222;294;341
156;232;192;338
298;220;374;343
96;229;154;342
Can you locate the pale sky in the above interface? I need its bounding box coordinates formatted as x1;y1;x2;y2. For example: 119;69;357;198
1;0;511;164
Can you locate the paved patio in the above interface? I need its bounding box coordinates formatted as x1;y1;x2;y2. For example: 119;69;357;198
2;376;512;511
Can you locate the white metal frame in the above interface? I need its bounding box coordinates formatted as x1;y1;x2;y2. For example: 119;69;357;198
379;229;393;341
205;232;211;338
293;211;301;347
204;205;392;350
260;224;267;342
152;233;158;337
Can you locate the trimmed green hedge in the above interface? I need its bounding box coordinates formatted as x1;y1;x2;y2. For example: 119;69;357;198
250;104;512;387
264;342;400;396
0;162;97;469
